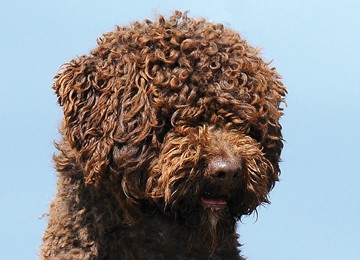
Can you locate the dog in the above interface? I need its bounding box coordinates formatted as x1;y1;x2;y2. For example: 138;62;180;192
41;11;286;259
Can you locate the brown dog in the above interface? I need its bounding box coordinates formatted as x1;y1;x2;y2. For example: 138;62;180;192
41;11;286;259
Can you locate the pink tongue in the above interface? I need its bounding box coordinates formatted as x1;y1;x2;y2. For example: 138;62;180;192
201;198;227;209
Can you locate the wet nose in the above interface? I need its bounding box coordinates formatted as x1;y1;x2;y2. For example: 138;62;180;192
207;157;241;181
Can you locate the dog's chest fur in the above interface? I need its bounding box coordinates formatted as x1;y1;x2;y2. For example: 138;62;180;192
109;213;244;260
42;174;244;259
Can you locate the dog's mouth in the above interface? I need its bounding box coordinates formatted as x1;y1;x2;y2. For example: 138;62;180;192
200;197;228;210
200;190;229;210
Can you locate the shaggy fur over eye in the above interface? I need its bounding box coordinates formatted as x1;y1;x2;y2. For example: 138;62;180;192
41;11;286;259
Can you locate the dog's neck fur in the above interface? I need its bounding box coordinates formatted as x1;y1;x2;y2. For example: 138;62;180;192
41;172;244;259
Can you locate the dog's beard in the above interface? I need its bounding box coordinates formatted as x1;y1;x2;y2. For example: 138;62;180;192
147;174;241;253
181;206;236;254
168;197;236;254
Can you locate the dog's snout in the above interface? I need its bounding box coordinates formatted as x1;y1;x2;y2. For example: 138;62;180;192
207;157;242;181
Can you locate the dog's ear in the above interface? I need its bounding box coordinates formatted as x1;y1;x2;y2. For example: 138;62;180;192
53;55;158;187
259;75;287;189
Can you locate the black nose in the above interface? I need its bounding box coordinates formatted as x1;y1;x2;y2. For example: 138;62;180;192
207;157;241;181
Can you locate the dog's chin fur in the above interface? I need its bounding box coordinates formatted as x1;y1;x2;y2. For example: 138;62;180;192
146;199;239;255
146;185;244;254
41;11;286;259
189;207;237;253
204;208;236;252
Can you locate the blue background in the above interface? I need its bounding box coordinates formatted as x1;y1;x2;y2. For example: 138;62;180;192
1;0;359;259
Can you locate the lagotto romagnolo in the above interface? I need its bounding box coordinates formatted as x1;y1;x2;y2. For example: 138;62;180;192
41;11;286;259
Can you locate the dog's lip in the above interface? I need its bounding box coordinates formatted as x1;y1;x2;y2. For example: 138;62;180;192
200;197;228;209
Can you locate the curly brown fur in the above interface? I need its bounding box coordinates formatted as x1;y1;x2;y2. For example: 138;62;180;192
41;11;286;259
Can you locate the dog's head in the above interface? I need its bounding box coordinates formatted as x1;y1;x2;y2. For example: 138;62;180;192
54;12;286;226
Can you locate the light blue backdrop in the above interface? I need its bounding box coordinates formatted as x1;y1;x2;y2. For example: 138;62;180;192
1;0;359;259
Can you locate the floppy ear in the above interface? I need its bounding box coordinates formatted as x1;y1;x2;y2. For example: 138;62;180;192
53;55;159;187
258;75;287;189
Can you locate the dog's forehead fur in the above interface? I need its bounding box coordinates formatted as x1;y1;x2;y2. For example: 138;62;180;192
91;12;284;122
